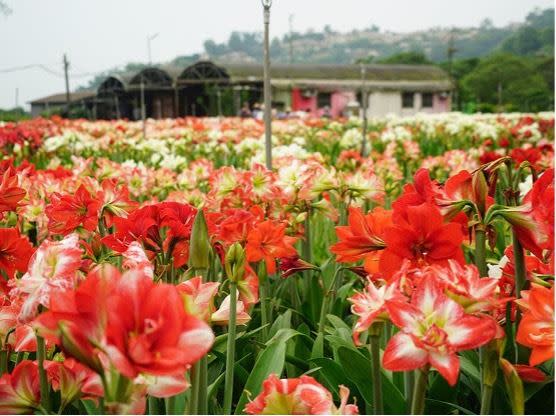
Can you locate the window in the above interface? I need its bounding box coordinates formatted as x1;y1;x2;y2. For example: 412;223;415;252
402;92;414;108
317;92;331;108
422;93;433;108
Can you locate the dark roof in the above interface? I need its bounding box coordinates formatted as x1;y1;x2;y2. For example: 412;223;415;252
29;91;96;104
220;63;449;82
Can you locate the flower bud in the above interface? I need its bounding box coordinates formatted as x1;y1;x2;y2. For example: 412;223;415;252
500;358;525;415
225;242;246;283
188;209;211;270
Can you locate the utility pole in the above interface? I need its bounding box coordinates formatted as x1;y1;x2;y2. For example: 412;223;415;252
15;87;18;108
288;14;294;65
360;65;369;157
147;33;159;65
447;29;458;109
63;54;71;107
262;0;273;170
140;75;146;137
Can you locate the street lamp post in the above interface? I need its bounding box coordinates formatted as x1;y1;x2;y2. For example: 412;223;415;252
147;33;159;65
360;64;369;157
262;0;273;170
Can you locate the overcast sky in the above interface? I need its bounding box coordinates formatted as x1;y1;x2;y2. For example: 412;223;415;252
0;0;553;110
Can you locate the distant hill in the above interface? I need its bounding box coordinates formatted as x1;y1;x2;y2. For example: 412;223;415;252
200;8;554;64
80;8;553;91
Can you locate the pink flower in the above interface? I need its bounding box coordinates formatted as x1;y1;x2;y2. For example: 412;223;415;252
383;278;497;385
245;374;358;415
211;295;251;326
348;278;405;345
0;361;41;414
122;242;154;279
11;233;82;322
176;277;220;322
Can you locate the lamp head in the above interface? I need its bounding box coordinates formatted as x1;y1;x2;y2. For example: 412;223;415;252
261;0;272;8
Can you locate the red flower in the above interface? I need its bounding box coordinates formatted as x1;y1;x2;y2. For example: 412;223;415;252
499;169;554;259
33;264;117;373
105;270;214;378
330;207;391;274
46;185;101;235
0;165;26;219
379;203;465;277
383;278;497;385
98;179;138;228
0;228;34;279
515;284;554;366
0;361;41;414
245;374;358;415
45;358;103;408
246;220;297;274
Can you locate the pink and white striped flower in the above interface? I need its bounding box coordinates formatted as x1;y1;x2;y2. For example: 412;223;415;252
383;278;497;385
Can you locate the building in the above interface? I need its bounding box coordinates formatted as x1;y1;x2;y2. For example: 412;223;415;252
29;91;96;118
30;61;452;119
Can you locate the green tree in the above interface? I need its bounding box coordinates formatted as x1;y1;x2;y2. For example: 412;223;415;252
378;51;432;65
462;53;552;111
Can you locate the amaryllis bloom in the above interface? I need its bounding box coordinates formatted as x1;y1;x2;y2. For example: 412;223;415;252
246;220;297;274
0;165;26;219
105;270;214;378
330;207;391;274
280;255;320;279
211;295;251;326
0;361;41;414
177;276;220;322
383;278;497;385
392;168;442;212
499;169;554;259
45;358;103;408
380;203;465;277
12;233;82;322
513;364;547;383
122;242;154;278
428;260;502;313
46;184;101;235
244;374;358;415
348;278;405;345
0;228;34;279
33;264;117;373
98;178;138;228
515;284;554;366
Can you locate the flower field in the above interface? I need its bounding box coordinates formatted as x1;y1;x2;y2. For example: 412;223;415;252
0;112;554;415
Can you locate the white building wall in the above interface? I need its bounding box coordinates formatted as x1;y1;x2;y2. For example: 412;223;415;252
367;91;401;117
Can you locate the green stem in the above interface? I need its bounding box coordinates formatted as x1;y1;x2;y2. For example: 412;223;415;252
480;384;494;415
475;226;488;277
369;334;383;415
302;212;312;263
0;349;7;376
404;370;415;412
259;264;269;341
317;267;343;336
36;335;51;413
148;396;159;415
189;362;200;415
165;395;177;415
223;281;238;415
410;366;429;415
198;356;208;414
512;231;527;300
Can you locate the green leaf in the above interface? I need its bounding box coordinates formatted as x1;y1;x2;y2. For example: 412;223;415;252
425;398;476;415
234;329;299;414
337;346;405;414
268;309;292;340
326;314;352;333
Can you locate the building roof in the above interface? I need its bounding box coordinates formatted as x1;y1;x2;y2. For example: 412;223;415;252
104;61;451;90
221;62;449;83
29;91;96;105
